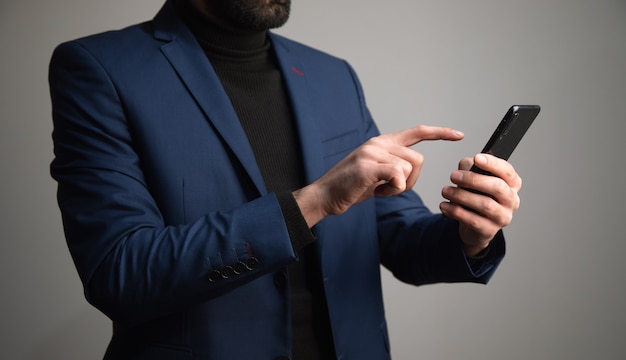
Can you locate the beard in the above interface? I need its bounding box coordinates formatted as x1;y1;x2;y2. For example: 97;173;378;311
215;0;292;31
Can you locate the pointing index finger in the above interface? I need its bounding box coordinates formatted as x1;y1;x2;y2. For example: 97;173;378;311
390;125;465;147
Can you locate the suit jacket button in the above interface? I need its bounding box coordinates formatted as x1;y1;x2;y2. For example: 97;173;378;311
273;271;288;289
208;270;221;283
245;257;259;270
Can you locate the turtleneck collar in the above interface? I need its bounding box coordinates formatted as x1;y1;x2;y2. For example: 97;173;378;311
175;0;271;63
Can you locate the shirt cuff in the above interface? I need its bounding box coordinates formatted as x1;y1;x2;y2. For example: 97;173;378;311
276;191;316;253
464;230;505;277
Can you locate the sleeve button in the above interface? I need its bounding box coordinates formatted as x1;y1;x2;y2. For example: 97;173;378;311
273;271;288;289
245;257;259;270
233;261;247;274
221;266;235;279
208;269;222;283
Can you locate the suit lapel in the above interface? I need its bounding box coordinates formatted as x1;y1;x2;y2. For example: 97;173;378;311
153;1;267;194
151;2;325;194
270;33;324;185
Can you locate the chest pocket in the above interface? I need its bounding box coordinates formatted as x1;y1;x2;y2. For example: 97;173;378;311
321;128;361;167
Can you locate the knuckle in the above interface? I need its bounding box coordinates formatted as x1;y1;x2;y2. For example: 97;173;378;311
409;153;424;170
504;212;513;225
368;136;383;145
361;141;375;151
363;137;382;150
494;180;509;197
504;168;516;182
467;216;482;231
467;172;480;189
481;197;497;215
513;194;521;211
391;163;405;176
497;211;513;228
359;143;378;157
400;160;413;176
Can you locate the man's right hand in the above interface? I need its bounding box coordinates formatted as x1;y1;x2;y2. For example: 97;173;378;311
293;125;464;227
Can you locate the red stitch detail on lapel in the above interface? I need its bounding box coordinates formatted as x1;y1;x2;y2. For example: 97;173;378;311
245;242;253;257
291;66;304;76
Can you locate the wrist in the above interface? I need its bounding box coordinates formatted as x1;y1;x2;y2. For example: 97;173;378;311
293;184;328;228
462;241;491;258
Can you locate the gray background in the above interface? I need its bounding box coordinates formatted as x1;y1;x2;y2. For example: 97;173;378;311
1;0;625;359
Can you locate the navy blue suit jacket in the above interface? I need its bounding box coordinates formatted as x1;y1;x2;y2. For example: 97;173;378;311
49;1;504;358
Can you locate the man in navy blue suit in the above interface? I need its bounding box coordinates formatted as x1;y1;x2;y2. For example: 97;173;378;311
49;0;522;358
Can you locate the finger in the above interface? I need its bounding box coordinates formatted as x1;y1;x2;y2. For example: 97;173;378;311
442;185;514;227
449;170;520;211
373;162;411;195
439;201;500;235
362;137;425;189
441;202;503;248
389;125;464;147
385;145;424;189
458;157;473;171
473;154;522;191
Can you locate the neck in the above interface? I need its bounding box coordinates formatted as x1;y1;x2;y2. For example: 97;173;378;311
177;0;268;53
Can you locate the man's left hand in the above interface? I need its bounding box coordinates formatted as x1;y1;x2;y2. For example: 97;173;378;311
439;153;522;257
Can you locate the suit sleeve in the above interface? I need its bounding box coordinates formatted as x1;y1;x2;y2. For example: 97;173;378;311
49;41;297;326
376;193;505;285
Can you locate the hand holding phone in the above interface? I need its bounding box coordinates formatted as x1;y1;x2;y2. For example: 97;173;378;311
463;105;540;206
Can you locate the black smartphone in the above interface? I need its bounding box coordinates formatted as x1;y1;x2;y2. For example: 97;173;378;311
470;105;540;176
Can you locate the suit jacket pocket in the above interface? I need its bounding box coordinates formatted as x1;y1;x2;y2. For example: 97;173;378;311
322;128;361;160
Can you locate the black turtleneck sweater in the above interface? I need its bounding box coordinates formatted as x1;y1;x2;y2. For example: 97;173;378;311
175;1;335;359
